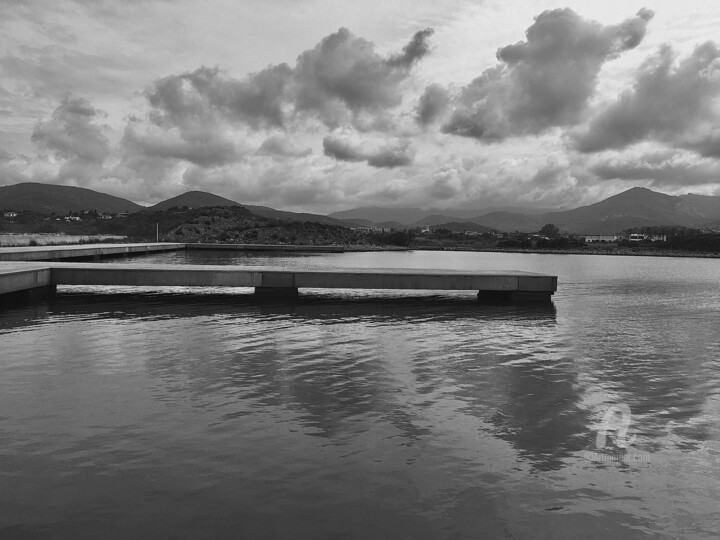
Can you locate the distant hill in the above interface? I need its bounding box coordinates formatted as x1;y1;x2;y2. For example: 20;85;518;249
243;204;348;227
329;205;553;225
410;214;472;228
432;221;493;233
0;182;143;214
678;193;720;219
331;188;720;234
462;188;720;233
147;191;242;211
149;190;348;227
339;218;375;227
462;211;546;232
374;221;407;229
330;207;434;224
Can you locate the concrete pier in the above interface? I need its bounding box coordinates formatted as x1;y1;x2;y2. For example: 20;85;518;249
0;242;347;262
0;243;184;262
1;259;557;304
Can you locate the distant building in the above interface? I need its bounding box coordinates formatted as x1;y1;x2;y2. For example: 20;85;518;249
584;234;620;242
626;233;666;242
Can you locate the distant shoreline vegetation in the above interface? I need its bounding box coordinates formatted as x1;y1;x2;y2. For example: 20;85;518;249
2;208;720;257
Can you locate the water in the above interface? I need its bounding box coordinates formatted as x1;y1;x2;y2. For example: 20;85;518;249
1;251;719;539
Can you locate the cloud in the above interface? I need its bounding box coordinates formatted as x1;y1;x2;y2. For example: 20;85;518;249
31;95;111;182
147;64;293;131
416;83;449;125
322;131;414;168
122;122;242;168
256;134;312;158
589;150;720;186
293;27;433;126
573;42;720;154
142;27;434;134
387;27;434;67
122;64;289;171
124;25;433;174
683;131;720;159
428;166;465;199
442;8;654;142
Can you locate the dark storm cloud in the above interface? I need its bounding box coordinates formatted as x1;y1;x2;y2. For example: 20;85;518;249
416;83;450;126
293;27;433;125
442;8;654;141
322;133;414;168
31;95;110;164
573;42;720;153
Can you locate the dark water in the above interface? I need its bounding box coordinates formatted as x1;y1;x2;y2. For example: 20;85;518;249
1;251;719;539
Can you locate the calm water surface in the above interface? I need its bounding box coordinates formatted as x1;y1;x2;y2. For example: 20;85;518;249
1;251;719;539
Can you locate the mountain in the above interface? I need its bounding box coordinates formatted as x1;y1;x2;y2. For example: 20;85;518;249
329;205;554;225
410;214;472;227
339;218;376;227
431;221;493;233
150;190;348;227
148;191;241;211
466;211;545;232
678;193;720;219
243;204;348;226
0;182;143;214
332;188;720;234
329;207;436;224
468;188;720;233
374;221;407;229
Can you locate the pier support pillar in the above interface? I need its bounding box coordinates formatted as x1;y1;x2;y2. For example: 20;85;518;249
254;287;299;299
477;290;552;304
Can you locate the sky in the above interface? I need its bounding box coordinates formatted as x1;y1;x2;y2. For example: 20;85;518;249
1;0;720;212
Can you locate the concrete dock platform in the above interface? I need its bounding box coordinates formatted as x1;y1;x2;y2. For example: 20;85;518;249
0;243;185;262
1;258;557;304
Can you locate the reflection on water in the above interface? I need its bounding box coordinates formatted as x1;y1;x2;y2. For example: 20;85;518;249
2;251;720;539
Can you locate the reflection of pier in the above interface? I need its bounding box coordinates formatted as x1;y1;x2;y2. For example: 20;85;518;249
0;243;557;304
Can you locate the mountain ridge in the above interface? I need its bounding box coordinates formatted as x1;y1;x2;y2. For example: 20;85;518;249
1;183;349;227
336;187;720;234
4;183;720;234
0;182;143;214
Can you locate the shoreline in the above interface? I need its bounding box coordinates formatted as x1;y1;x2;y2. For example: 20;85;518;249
411;246;720;259
3;234;719;259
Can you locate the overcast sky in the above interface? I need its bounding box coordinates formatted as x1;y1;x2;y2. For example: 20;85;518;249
2;0;720;211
